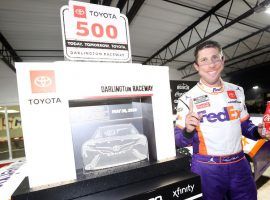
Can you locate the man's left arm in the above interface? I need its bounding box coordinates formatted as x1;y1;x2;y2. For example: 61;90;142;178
239;87;270;140
241;117;262;140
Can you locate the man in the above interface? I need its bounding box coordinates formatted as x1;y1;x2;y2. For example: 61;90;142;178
175;40;270;200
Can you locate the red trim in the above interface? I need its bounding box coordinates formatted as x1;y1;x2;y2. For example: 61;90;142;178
0;162;12;168
73;94;153;100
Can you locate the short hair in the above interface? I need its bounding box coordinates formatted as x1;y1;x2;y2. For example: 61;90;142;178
194;40;223;62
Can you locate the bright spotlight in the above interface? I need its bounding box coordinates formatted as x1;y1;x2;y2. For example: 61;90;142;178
252;86;259;90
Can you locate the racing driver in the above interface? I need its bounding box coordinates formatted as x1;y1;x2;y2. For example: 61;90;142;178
175;40;270;200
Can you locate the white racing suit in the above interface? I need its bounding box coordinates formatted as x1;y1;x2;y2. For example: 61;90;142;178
175;80;261;200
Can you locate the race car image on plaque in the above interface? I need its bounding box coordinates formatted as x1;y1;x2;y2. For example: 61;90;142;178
69;98;151;175
81;123;149;171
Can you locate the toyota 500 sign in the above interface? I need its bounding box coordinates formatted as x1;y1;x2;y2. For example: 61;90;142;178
60;1;131;62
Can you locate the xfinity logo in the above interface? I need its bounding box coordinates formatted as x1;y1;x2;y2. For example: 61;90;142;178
198;106;240;123
149;195;163;200
173;184;194;198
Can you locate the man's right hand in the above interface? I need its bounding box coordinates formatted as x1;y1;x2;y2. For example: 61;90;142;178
185;99;201;133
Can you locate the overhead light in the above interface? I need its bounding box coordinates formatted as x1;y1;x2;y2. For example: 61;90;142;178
0;110;20;114
252;86;259;90
265;6;270;14
255;0;270;13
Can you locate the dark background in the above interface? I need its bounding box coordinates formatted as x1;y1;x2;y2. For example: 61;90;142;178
229;62;270;113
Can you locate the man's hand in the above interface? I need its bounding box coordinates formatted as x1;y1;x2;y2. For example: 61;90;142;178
185;99;201;133
258;123;270;140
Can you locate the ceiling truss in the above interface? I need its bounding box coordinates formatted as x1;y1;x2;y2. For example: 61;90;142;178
162;0;265;31
0;33;22;72
180;25;270;78
143;0;270;78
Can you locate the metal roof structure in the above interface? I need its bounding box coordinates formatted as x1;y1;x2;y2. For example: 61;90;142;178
1;0;270;89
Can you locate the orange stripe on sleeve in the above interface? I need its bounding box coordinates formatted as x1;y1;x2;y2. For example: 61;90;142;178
248;139;265;158
196;126;208;155
176;124;184;129
240;114;250;122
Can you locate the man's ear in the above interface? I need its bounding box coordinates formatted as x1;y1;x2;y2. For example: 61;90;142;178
221;55;225;64
222;55;225;61
194;62;199;71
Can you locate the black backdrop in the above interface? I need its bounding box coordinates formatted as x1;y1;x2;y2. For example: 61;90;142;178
170;80;197;115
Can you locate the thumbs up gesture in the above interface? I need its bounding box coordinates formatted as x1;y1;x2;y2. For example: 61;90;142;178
185;99;201;133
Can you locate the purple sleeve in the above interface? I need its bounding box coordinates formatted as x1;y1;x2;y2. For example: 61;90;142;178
241;118;261;140
175;126;194;148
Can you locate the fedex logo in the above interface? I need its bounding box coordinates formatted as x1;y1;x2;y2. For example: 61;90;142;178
198;106;240;123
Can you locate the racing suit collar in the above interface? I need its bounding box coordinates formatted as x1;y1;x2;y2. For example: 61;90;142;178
197;79;224;94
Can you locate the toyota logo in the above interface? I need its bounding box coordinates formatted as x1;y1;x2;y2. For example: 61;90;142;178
34;76;52;88
112;145;120;152
75;8;85;16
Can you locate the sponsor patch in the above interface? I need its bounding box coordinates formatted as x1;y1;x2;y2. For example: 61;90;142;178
227;90;237;99
228;100;241;104
193;95;209;104
174;91;183;97
198;106;240;123
196;102;210;109
185;95;191;100
212;87;222;93
177;83;190;90
208;157;216;163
